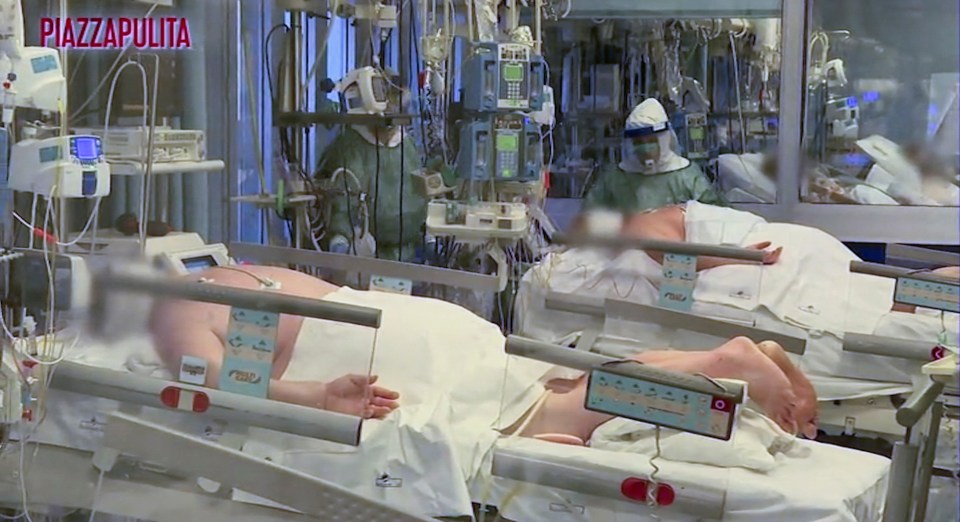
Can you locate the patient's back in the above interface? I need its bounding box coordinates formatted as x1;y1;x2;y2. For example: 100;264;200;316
150;266;341;378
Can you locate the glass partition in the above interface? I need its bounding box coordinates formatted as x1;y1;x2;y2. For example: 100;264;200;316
801;0;960;206
541;5;785;207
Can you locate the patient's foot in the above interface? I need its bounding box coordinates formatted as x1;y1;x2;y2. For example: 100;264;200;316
693;337;799;434
757;341;819;438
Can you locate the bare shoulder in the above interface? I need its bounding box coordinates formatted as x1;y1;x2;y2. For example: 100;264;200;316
622;205;685;240
149;266;339;334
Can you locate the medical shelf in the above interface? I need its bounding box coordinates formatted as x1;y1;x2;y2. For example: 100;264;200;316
275;111;416;128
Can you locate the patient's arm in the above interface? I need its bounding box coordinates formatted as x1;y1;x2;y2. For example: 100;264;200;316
621;207;781;269
152;320;398;418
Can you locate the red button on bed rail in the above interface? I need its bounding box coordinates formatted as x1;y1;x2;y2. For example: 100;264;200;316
620;478;676;506
192;391;210;413
620;477;649;501
655;483;676;506
160;386;211;413
160;387;180;408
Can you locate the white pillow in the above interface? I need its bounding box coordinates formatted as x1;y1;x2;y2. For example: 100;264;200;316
589;407;808;472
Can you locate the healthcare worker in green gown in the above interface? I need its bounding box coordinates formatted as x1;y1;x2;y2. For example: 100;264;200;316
583;98;726;212
315;67;427;263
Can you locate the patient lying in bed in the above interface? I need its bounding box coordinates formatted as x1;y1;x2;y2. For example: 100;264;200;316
150;265;818;440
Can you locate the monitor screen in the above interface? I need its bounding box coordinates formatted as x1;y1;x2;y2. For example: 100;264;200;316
73;137;100;161
496;134;519;152
182;254;218;273
503;64;524;82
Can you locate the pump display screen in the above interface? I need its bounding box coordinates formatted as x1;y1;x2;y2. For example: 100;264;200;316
182;255;218;273
503;64;524;82
496;134;519;152
72;137;100;161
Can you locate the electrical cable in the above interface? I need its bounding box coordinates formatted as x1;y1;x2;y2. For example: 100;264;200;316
399;129;405;262
68;1;163;119
17;437;33;522
264;24;292;106
86;469;106;522
728;32;747;153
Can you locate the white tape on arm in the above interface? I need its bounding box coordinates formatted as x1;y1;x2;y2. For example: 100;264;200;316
584;210;624;237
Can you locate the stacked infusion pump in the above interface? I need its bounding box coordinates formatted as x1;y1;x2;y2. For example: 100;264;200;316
1;0;110;199
426;42;546;241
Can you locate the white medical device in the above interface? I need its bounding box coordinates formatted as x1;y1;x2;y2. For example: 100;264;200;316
0;0;24;63
826;97;859;140
72;126;207;163
1;0;65;122
3;47;65;112
823;59;848;89
339;66;389;115
13;251;92;312
529;85;555;127
157;243;231;275
410;169;453;198
857;135;923;191
7;135;111;198
426;200;528;241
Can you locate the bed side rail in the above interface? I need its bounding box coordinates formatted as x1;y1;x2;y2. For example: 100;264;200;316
841;333;941;363
553;234;765;262
51;361;362;446
885;245;959;269
491;445;726;520
99;411;430;521
544;292;806;355
93;270;382;328
229;242;501;292
605;299;806;355
849;261;958;286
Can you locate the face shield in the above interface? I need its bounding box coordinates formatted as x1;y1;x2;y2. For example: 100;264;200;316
341;67;387;114
340;67;410;146
620;124;688;175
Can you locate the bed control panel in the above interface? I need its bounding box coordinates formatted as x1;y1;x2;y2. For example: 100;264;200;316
585;361;744;440
893;276;959;314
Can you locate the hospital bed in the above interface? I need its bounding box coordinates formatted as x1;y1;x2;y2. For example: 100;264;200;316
482;335;888;522
1;249;893;522
0;269;431;521
525;232;956;428
517;229;957;521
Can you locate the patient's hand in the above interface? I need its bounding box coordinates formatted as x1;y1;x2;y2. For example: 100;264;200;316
325;374;400;419
747;241;783;265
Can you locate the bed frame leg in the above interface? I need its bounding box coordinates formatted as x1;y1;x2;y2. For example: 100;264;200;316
882;440;919;522
910;401;943;522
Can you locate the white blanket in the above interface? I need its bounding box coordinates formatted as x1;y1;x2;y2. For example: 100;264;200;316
236;287;554;517
517;203;945;399
38;283;892;520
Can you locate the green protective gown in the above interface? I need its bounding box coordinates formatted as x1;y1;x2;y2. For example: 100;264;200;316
316;127;427;262
582;161;727;212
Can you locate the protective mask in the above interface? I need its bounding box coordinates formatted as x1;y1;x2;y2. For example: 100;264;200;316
635;142;660;169
381;126;402;147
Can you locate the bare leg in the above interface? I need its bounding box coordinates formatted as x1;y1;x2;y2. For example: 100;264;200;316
522;337;799;442
757;341;819;438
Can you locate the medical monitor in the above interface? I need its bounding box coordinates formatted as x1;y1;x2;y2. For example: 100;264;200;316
157;243;231;275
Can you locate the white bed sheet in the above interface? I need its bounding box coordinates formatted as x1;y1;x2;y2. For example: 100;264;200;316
518;244;956;401
36;333;893;521
475;436;889;522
